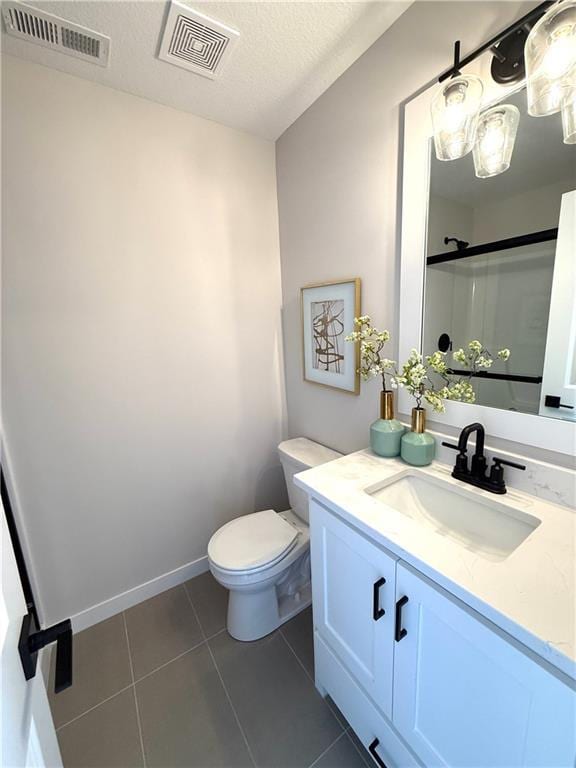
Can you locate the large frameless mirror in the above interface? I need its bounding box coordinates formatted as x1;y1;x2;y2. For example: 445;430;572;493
422;86;576;421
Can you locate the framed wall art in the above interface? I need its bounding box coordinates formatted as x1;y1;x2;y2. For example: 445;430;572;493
301;278;361;394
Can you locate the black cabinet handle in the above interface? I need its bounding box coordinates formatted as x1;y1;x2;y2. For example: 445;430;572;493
368;738;389;768
372;577;386;620
394;596;409;642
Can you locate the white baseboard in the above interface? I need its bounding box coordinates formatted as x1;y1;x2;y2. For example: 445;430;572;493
71;555;210;632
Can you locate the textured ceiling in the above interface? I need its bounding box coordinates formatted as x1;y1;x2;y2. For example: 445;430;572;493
1;0;411;139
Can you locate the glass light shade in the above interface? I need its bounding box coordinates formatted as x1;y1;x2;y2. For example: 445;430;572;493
431;75;484;161
525;0;576;116
473;104;520;178
561;91;576;142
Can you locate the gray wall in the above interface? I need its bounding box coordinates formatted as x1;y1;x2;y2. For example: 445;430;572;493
276;1;535;456
2;56;288;625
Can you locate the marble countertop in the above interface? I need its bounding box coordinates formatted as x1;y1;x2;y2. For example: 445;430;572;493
295;450;576;681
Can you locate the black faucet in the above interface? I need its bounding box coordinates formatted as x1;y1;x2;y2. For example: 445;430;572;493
442;422;525;494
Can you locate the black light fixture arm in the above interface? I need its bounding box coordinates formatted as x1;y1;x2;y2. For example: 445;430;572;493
451;39;462;78
438;1;554;82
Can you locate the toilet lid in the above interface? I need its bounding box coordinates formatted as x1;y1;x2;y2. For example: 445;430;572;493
208;510;298;572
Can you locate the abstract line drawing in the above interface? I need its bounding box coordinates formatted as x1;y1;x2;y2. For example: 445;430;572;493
311;299;345;373
301;278;360;394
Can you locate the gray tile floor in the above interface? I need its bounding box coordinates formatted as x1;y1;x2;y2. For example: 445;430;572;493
48;572;372;768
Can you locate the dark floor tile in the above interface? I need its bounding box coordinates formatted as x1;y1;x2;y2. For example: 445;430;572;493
281;610;348;731
136;643;253;768
57;688;143;768
49;614;132;728
124;585;203;679
209;630;342;768
346;729;373;768
185;571;228;637
281;606;314;678
314;733;369;768
325;697;351;730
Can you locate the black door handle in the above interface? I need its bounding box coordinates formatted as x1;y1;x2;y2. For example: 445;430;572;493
545;395;574;409
53;623;73;693
368;739;389;768
19;613;73;693
372;577;386;620
394;596;409;642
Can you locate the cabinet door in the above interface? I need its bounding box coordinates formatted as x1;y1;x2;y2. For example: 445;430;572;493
393;563;576;768
310;499;397;719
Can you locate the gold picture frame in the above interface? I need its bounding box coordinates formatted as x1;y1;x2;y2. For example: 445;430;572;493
300;278;361;395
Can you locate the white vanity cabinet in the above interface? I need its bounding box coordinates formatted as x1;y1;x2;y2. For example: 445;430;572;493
310;499;397;719
309;498;576;768
393;563;576;768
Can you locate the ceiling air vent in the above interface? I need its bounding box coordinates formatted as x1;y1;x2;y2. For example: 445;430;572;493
2;1;110;67
158;1;239;80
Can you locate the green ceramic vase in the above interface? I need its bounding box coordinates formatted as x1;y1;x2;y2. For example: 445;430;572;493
370;391;405;458
401;407;436;466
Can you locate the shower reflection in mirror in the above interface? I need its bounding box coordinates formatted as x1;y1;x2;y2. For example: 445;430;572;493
423;89;576;420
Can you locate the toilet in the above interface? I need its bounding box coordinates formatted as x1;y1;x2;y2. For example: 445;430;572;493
208;438;342;641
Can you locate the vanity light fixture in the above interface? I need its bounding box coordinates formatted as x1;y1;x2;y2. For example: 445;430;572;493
431;5;544;164
525;0;576;116
433;2;575;171
473;104;520;178
561;92;576;141
431;73;483;160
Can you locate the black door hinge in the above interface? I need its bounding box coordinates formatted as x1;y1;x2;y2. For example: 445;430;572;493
19;612;73;693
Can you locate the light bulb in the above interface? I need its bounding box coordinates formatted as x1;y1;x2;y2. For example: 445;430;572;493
442;83;467;131
541;27;576;79
473;105;520;178
525;1;576;116
431;76;483;161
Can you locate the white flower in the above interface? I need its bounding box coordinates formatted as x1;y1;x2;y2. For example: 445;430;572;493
498;348;510;361
468;340;483;354
453;348;467;365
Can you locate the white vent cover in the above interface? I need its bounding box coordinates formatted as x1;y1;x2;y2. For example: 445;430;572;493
2;1;110;66
158;1;239;80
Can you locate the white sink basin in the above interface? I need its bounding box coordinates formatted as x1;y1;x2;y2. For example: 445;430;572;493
367;471;541;562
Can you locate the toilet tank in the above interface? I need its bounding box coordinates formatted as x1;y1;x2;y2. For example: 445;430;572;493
278;438;342;523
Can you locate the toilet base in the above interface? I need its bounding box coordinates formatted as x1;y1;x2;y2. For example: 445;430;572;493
209;517;313;642
227;582;311;641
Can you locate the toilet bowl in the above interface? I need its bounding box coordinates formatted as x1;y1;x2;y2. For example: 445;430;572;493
208;438;342;641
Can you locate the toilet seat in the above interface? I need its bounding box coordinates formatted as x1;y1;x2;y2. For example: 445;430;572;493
208;509;299;574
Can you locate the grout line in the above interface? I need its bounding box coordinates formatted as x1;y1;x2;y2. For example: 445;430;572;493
307;730;347;768
55;580;225;739
122;611;136;683
278;627;315;685
181;581;208;644
122;612;147;768
183;583;258;768
133;639;206;684
279;629;347;732
56;684;134;732
348;733;373;768
204;640;258;768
